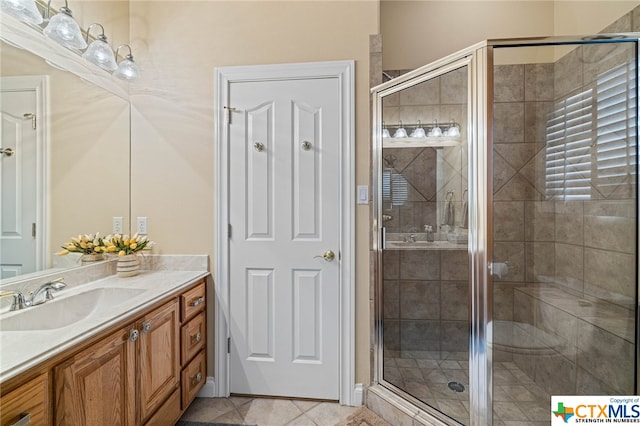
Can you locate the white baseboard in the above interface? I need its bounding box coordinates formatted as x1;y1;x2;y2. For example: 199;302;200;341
352;383;364;406
197;376;216;398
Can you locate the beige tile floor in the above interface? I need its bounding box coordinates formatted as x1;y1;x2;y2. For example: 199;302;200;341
179;396;360;426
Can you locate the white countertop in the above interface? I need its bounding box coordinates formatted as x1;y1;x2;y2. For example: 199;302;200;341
0;270;208;383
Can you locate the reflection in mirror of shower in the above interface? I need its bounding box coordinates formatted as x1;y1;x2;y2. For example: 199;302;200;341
382;154;408;208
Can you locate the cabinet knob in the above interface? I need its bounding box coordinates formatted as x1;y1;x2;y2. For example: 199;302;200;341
192;372;202;385
189;296;205;307
192;332;202;344
129;329;139;342
142;321;152;334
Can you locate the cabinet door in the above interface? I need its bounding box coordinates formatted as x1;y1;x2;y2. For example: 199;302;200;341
138;299;180;422
54;326;136;426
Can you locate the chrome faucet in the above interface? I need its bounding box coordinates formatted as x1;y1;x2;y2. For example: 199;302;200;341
0;278;66;311
405;234;417;243
0;290;28;311
31;278;66;306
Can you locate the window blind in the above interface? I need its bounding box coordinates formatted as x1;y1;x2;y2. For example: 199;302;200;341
545;59;636;200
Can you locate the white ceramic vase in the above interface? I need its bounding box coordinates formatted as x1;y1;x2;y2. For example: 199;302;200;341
81;253;105;263
117;254;140;277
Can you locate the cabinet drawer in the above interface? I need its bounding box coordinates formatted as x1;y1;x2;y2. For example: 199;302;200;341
181;311;206;365
181;351;206;410
1;373;49;426
180;281;206;322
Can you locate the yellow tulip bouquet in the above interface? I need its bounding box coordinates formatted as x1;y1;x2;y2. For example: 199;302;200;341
103;234;154;256
57;233;107;256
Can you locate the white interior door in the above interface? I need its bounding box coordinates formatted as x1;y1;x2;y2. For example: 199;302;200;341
0;89;38;278
228;77;341;399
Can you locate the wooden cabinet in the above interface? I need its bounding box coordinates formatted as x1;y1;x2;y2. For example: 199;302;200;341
54;300;180;426
54;323;137;425
0;373;49;426
0;278;210;426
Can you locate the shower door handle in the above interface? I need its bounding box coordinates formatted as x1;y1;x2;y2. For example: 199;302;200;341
489;261;509;278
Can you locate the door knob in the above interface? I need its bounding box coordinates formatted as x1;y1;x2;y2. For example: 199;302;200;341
314;250;335;262
0;148;14;157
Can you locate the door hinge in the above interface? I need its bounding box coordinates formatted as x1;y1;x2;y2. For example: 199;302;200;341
228;224;232;239
227;337;231;353
32;223;36;237
224;106;237;125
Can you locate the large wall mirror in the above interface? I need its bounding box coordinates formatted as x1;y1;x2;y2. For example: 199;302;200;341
0;12;131;284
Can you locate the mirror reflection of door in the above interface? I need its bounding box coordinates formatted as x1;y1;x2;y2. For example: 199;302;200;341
0;80;42;278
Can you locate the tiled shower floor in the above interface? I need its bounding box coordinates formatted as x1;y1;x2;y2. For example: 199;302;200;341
384;355;551;425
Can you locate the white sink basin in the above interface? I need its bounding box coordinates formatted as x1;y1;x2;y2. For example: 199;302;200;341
0;287;146;331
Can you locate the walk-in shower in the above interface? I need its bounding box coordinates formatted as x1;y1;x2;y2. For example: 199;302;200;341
372;35;638;425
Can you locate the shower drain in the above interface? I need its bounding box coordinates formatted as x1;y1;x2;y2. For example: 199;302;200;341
448;381;465;393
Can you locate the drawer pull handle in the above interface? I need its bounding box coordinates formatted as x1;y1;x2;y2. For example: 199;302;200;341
189;296;205;307
11;413;31;426
192;332;202;344
192;372;202;385
129;329;139;342
142;322;152;334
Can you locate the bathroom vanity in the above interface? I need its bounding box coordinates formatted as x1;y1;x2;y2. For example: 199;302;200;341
0;270;208;426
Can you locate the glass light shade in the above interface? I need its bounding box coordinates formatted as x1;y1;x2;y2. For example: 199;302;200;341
447;125;460;137
382;128;390;138
82;38;117;71
43;9;87;50
410;127;426;138
431;122;443;137
1;0;43;25
393;126;407;138
410;121;426;138
113;57;140;81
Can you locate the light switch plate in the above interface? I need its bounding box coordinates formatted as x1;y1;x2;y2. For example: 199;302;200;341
112;217;123;234
136;217;148;235
357;185;369;204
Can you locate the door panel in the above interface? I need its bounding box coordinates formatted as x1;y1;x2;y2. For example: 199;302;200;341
229;77;340;399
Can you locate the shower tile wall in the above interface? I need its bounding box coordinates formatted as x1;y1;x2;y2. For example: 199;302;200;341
493;30;636;396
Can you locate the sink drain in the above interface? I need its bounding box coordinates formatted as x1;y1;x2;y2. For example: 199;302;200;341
448;381;465;393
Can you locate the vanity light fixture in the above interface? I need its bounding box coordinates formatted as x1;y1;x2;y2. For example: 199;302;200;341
0;0;43;25
43;0;87;51
82;23;117;71
113;44;140;81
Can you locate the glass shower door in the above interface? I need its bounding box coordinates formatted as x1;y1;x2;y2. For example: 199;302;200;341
490;40;638;424
379;61;471;425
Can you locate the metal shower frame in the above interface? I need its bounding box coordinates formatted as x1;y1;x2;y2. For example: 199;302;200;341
371;34;640;426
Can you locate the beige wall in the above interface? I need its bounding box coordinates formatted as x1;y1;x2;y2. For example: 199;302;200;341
129;0;379;383
381;0;640;71
554;1;639;35
381;1;555;70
